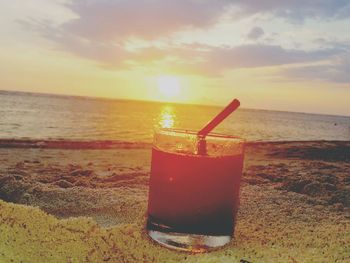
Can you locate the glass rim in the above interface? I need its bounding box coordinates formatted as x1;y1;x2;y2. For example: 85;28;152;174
155;128;245;142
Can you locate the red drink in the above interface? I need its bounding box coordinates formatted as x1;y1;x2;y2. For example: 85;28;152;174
146;129;245;251
147;147;244;235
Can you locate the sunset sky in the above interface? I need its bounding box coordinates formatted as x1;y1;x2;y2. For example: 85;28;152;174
1;0;350;116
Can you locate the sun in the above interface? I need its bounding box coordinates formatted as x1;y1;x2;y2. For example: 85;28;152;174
157;76;181;99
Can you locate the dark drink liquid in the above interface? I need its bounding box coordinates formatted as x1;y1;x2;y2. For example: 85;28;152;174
147;147;244;236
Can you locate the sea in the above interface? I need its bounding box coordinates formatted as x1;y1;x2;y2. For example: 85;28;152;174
0;90;349;142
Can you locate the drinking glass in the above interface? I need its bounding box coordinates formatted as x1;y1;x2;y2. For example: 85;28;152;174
146;128;245;252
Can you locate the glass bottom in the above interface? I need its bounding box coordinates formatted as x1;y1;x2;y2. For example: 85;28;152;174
148;230;231;252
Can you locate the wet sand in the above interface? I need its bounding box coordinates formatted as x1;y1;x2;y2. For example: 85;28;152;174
0;140;349;262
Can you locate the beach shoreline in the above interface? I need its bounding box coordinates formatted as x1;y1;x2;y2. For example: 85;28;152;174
0;140;349;262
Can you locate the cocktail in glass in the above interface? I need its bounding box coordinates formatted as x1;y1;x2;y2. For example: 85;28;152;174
146;129;245;252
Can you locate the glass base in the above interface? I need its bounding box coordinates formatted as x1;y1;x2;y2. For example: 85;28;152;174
148;230;231;252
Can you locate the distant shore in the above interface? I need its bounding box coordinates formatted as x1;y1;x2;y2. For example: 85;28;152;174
0;141;349;262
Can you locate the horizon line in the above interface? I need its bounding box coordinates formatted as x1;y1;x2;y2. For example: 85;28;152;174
1;88;349;118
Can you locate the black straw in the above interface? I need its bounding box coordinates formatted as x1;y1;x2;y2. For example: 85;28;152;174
196;99;240;154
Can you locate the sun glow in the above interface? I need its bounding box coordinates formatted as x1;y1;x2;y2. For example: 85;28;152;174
157;76;181;99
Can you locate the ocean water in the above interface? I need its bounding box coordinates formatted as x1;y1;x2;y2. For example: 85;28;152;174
0;90;349;142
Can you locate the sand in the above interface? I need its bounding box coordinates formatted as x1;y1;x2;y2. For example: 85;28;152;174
0;140;349;262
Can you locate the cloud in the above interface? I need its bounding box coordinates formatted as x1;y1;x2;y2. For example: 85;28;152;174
18;0;350;82
231;0;350;22
281;41;350;83
283;55;350;83
61;0;230;41
247;27;264;40
126;44;340;76
18;18;129;67
24;0;350;47
205;44;338;70
17;0;232;69
20;17;342;75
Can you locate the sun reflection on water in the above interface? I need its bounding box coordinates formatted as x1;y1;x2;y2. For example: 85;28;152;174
159;106;176;128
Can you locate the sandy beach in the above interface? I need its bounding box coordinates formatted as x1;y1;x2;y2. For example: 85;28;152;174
0;140;349;262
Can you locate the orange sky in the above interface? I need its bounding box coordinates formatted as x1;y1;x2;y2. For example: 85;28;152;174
1;0;350;116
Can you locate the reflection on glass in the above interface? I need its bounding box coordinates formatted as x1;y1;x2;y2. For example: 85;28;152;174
159;106;176;128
